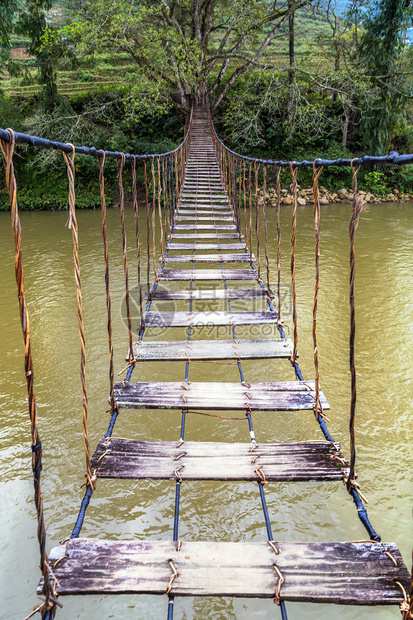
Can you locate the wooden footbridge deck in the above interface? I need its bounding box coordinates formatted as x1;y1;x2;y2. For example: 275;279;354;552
1;108;411;618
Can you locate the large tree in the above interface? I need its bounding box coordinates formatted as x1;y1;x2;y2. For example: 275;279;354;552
359;0;413;153
64;0;314;110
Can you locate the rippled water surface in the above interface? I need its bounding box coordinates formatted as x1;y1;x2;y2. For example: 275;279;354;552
0;202;412;619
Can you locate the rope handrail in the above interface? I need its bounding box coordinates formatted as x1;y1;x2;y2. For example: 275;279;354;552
0;108;193;160
207;104;413;168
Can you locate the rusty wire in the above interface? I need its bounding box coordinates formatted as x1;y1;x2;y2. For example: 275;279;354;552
62;144;95;491
131;157;144;331
1;130;57;619
348;162;363;491
117;153;134;364
312;161;324;419
290;163;299;364
97;151;116;414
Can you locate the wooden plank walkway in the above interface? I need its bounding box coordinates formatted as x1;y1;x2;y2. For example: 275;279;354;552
43;539;410;603
41;106;410;611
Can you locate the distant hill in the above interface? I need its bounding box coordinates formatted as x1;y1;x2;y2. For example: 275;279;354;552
333;0;348;14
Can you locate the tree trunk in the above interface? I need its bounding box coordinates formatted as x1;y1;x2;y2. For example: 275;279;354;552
287;0;295;135
343;105;350;149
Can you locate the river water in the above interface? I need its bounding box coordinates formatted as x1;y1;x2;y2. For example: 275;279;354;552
0;202;412;619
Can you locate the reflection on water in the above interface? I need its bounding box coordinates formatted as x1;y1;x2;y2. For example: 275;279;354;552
0;203;412;619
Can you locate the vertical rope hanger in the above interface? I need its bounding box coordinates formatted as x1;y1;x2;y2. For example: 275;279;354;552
162;157;168;235
290;162;299;365
144;159;151;295
97;151;116;415
248;162;253;255
157;157;165;263
117;153;134;364
243;160;248;245
348;161;363;492
238;157;243;235
174;151;179;219
312;161;324;420
62;144;95;491
254;162;261;281
1;130;57;619
262;164;271;294
131;156;144;332
275;165;282;321
151;157;158;282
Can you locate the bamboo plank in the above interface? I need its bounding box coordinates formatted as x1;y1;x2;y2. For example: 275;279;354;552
113;380;330;411
91;439;347;481
157;269;257;280
42;539;410;604
130;338;292;361
143;310;278;328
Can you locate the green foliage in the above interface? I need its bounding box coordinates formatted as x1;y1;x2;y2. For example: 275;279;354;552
361;170;387;195
387;166;413;193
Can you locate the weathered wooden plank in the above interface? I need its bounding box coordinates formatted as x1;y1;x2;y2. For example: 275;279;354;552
143;311;278;328
167;243;246;250
131;338;292;361
158;269;257;281
176;212;232;218
92;438;346;481
148;288;271;300
42;539;410;604
176;215;233;221
178;204;230;210
181;194;227;200
113;380;330;411
179;205;229;211
171;233;240;239
183;185;223;189
174;224;237;230
164;254;253;263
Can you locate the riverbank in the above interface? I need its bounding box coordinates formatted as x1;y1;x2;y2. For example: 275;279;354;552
258;186;413;207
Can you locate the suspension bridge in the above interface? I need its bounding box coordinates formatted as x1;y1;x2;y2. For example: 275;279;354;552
1;105;412;619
